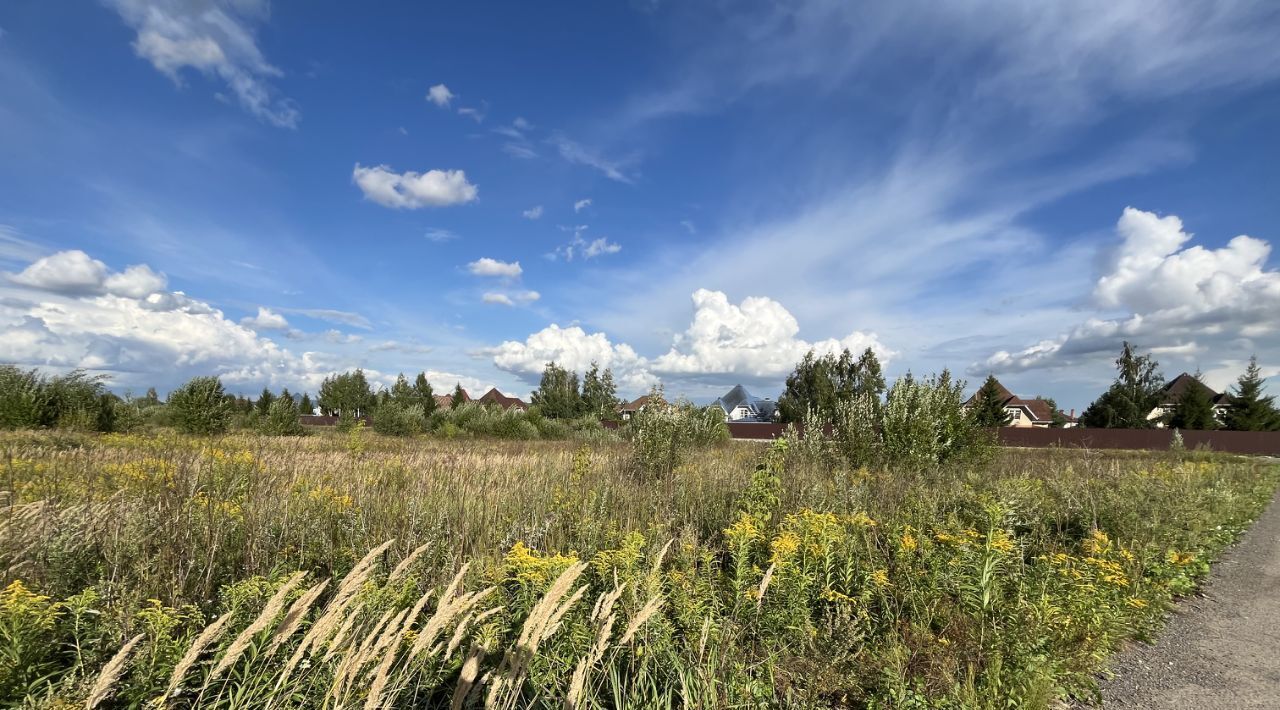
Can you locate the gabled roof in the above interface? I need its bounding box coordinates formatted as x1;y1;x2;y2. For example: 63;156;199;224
1159;373;1218;406
619;395;651;412
964;378;1015;408
712;385;777;421
478;387;527;410
435;388;471;408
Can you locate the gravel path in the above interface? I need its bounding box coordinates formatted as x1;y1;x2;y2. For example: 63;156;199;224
1088;487;1280;708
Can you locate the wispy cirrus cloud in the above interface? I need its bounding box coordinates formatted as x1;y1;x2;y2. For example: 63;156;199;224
105;0;300;127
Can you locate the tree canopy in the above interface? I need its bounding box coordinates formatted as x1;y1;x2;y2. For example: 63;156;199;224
581;361;620;419
777;347;886;423
530;362;584;419
1166;372;1218;430
1079;342;1164;428
318;370;374;417
1224;356;1280;431
969;375;1012;428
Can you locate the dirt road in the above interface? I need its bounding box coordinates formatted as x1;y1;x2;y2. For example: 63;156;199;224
1091;488;1280;708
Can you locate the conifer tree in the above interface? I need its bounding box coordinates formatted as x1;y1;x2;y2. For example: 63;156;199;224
255;387;275;416
970;375;1012;428
1224;356;1280;431
1080;342;1164;428
1167;371;1218;430
451;382;466;410
299;392;314;415
414;372;436;416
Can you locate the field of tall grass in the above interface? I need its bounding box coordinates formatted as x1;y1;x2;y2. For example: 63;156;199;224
1;428;1276;708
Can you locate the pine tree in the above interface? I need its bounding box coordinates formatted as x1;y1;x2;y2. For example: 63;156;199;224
390;373;414;406
413;373;436;416
1167;372;1218;430
1224;356;1280;431
970;375;1012;428
255;387;275;416
1080;342;1164;428
451;383;466;410
299;392;314;415
279;387;294;405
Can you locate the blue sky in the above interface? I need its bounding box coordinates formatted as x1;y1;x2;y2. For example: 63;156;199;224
2;1;1279;410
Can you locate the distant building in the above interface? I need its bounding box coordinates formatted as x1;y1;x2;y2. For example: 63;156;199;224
477;387;529;412
1147;373;1232;427
963;378;1074;428
712;385;777;423
435;388;471;409
618;395;652;421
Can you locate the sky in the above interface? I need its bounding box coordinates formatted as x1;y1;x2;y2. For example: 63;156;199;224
2;1;1279;411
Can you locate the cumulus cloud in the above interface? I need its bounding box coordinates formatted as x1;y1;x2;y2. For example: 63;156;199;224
426;83;454;107
105;0;299;127
573;198;592;213
486;324;653;390
8;250;168;298
482;290;540;307
488;289;889;391
522;205;543;220
468;258;522;278
352;164;479;209
240;306;289;331
976;207;1280;375
652;289;891;380
104;264;168;298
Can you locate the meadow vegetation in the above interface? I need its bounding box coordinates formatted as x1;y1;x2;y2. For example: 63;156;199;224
1;417;1275;707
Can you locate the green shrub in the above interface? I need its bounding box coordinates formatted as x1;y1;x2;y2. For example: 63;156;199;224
371;401;425;436
0;366;111;431
628;388;729;477
167;376;231;435
257;396;306;436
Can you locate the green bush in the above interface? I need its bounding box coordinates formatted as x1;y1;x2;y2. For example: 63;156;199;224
371;401;425;436
257;397;306;436
167;376;231;435
628;389;729;477
0;366;112;431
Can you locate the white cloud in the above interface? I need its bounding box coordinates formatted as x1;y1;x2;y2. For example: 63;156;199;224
502;143;538;160
488;289;889;392
426;83;454;107
323;329;362;344
522;205;544;220
680;220;697;235
977;207;1280;375
7;250;168;298
240;306;289;331
104;264;168;298
424;228;458;243
468;258;522;278
280;308;373;330
548;135;634;183
105;0;299;128
652;289;891;380
582;238;621;259
457;106;485;123
352;164;479;209
513;117;532;131
0;226;46;264
574;198;592;213
482;290;540;307
8;250;108;294
486;324;653;390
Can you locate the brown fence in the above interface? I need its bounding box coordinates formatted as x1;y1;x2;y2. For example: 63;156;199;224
997;427;1280;455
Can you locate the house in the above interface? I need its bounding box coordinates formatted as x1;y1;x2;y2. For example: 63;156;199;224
618;395;652;421
963;379;1073;428
712;385;778;423
1147;373;1232;427
477;387;529;412
434;388;471;409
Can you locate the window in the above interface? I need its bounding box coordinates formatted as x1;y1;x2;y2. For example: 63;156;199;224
1006;408;1021;421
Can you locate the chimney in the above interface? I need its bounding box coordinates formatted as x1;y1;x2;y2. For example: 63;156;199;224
1069;408;1075;418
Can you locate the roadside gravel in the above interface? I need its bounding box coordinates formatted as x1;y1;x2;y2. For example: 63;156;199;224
1086;484;1280;708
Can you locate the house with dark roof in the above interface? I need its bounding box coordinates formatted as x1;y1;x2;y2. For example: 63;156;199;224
618;395;651;421
435;388;471;409
712;385;778;423
1147;373;1232;427
963;378;1073;428
477;387;529;412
